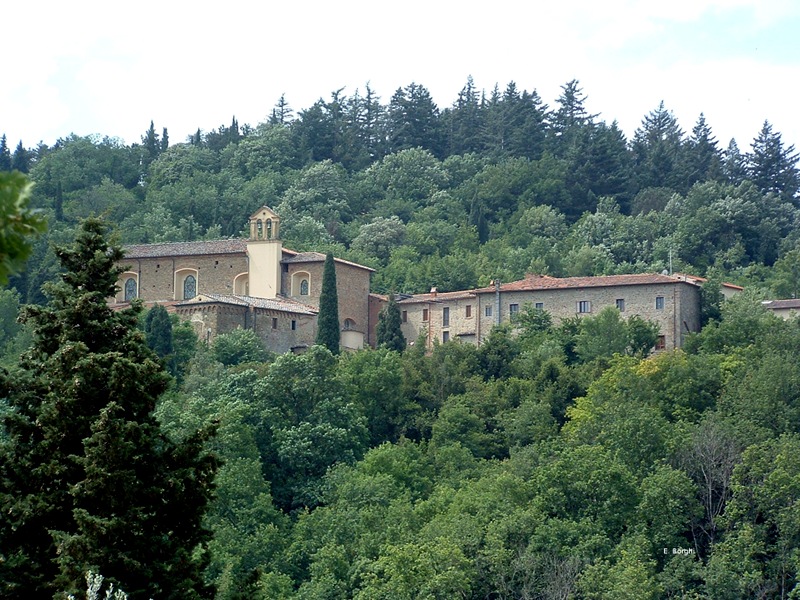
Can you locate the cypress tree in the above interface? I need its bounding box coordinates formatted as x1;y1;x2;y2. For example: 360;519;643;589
376;293;406;352
0;219;217;599
315;252;340;354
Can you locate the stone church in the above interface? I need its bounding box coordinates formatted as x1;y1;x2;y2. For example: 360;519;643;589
113;207;381;353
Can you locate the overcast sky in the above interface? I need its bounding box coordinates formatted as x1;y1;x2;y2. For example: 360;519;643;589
3;0;799;153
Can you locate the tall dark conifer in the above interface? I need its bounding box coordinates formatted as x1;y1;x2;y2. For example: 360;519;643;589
315;252;340;354
376;293;406;352
11;141;30;173
0;134;11;171
748;120;800;203
0;219;217;599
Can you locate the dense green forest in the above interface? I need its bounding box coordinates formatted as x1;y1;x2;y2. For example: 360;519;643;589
2;78;799;303
2;78;800;597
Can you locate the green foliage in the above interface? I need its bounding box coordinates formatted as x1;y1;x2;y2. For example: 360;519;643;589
143;303;173;358
575;306;659;363
0;171;46;284
316;252;340;354
376;294;406;352
211;327;270;366
0;219;216;598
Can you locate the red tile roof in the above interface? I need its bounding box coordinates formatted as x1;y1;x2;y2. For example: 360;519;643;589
397;290;477;304
763;299;800;310
176;293;317;315
473;273;690;294
123;239;248;258
282;252;375;272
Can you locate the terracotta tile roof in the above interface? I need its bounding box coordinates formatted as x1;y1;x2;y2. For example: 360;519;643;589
763;299;800;310
673;273;744;291
473;273;689;294
123;239;248;259
282;252;375;272
397;290;478;304
176;293;317;315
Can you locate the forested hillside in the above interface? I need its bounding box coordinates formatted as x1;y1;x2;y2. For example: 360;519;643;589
2;78;799;304
3;78;800;598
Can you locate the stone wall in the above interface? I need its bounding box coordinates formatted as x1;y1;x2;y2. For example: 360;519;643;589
476;281;700;350
116;252;248;303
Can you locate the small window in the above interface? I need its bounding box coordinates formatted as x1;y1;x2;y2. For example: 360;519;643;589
656;296;665;310
423;308;429;322
124;278;137;301
578;300;591;314
184;275;197;300
300;279;309;296
402;310;408;323
465;305;472;318
344;318;356;330
442;307;450;327
655;335;666;350
291;320;297;331
442;331;450;343
485;305;493;317
535;302;544;310
272;317;278;330
509;303;520;319
616;298;625;312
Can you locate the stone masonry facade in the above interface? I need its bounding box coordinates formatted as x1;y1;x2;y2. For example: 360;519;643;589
113;207;709;356
399;274;702;352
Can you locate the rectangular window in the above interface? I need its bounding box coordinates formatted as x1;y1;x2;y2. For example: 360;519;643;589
291;320;296;331
655;335;666;350
423;308;429;322
465;305;472;318
442;307;450;327
578;300;591;314
616;298;625;312
509;303;519;316
535;302;544;310
442;331;450;343
656;296;665;310
402;310;408;323
272;317;278;329
485;305;493;317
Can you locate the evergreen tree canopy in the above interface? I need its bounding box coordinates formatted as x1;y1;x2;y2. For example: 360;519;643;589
376;293;406;352
0;219;217;599
315;252;340;354
748;120;800;203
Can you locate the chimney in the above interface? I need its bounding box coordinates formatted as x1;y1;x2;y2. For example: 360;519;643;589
430;286;438;298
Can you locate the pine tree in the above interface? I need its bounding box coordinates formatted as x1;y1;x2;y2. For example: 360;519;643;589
630;101;686;192
376;293;406;352
748;120;800;203
11;141;30;173
685;113;723;186
315;252;340;354
723;139;748;185
0;219;217;599
0;134;11;171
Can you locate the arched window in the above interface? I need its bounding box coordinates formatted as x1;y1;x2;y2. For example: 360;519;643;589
124;278;137;301
184;275;197;300
343;318;356;330
256;219;263;239
300;279;309;295
266;219;273;239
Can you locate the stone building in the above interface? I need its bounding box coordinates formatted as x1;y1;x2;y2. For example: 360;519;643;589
762;298;800;320
113;207;374;353
398;273;704;351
